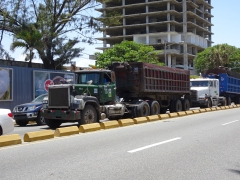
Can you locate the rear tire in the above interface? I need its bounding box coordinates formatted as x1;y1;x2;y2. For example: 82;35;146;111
205;99;212;108
36;113;46;126
182;99;190;111
45;119;62;129
16;120;29;126
227;97;231;105
137;101;150;117
0;126;2;136
170;100;182;112
80;105;97;125
149;101;160;115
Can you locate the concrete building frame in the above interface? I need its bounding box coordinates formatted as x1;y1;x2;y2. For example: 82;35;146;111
96;0;213;74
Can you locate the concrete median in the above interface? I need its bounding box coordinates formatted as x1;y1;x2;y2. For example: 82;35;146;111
192;109;200;114
177;112;187;116
185;110;194;115
168;113;179;118
54;126;79;137
211;107;217;111
159;114;170;120
118;119;135;127
0;134;22;147
205;108;212;112
100;121;119;129
79;123;101;133
199;109;207;113
146;115;161;122
133;117;148;124
24;130;54;142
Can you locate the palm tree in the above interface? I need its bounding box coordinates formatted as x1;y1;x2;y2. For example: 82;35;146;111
10;24;43;67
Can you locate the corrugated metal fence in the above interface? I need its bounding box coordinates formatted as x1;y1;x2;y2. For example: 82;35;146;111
0;65;73;111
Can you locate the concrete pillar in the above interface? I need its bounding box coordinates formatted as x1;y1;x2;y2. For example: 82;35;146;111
167;23;171;32
168;54;172;67
183;0;188;70
146;35;150;45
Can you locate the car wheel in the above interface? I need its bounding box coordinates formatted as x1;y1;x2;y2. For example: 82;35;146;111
36;113;46;126
16;120;29;126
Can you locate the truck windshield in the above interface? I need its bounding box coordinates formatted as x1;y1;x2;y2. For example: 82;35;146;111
190;81;209;87
78;73;100;84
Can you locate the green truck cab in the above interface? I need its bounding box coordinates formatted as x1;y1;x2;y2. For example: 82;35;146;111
41;69;125;129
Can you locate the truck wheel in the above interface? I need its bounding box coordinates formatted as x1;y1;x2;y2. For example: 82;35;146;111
221;99;227;106
0;126;2;136
170;100;182;112
16;120;29;126
182;99;190;111
206;99;212;108
150;101;160;115
80;105;97;124
227;97;231;105
137;101;150;117
45;119;62;129
36;113;46;126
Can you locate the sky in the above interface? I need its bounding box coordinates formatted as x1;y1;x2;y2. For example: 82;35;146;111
1;0;240;67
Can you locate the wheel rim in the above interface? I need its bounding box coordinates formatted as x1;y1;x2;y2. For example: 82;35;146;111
84;109;96;124
40;116;45;124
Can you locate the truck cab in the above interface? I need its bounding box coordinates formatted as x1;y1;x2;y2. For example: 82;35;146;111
190;78;224;108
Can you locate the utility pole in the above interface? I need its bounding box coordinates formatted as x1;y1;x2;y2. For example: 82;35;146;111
183;0;188;70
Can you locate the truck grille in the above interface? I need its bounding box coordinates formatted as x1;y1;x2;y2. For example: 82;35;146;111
191;90;197;101
48;87;69;108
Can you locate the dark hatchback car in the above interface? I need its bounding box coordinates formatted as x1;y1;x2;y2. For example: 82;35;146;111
12;94;48;126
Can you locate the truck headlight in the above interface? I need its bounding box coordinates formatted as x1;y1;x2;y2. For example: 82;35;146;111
42;100;48;104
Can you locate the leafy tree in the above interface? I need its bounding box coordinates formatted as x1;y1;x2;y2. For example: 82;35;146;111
0;0;103;69
10;24;43;67
194;44;240;73
95;41;162;68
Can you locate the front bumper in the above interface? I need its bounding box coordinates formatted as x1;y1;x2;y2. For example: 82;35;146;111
41;109;81;121
13;112;38;121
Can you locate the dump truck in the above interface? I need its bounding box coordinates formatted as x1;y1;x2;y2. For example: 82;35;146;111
41;62;191;128
190;67;240;108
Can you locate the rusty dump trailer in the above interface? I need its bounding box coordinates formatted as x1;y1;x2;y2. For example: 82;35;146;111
110;62;191;116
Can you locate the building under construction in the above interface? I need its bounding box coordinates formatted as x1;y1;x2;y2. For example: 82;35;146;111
96;0;213;74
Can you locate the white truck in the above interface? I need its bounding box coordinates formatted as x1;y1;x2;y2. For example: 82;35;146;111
190;78;227;108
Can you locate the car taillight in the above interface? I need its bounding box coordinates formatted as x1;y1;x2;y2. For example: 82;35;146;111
8;113;13;117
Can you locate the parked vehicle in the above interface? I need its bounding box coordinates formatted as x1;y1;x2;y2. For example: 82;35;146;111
12;94;48;126
41;62;191;128
0;108;14;136
190;67;240;108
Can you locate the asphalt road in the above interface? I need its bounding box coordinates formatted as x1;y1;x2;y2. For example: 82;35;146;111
1;108;240;180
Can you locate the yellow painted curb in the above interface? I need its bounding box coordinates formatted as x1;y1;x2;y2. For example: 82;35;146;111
133;117;148;124
225;106;230;109
0;134;22;147
79;123;101;133
177;111;187;116
229;106;233;109
185;110;194;115
205;108;212;112
211;107;217;111
159;114;170;120
220;106;226;109
216;107;222;110
237;104;240;107
168;112;179;118
24;130;54;142
192;109;200;114
199;109;206;112
118;119;134;127
146;115;161;122
100;121;119;129
54;126;79;137
233;105;237;108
